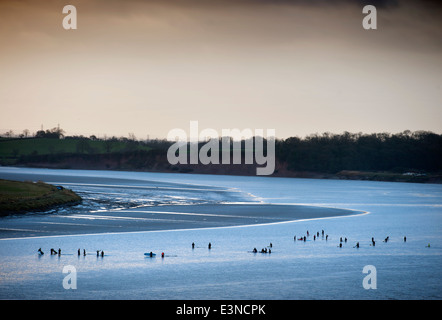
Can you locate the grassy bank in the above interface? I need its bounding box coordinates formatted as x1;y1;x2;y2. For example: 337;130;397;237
0;179;81;216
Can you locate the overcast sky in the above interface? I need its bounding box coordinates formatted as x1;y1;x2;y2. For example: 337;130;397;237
0;0;441;139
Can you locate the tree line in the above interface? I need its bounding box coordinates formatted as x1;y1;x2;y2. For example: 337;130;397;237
2;128;441;174
275;130;442;173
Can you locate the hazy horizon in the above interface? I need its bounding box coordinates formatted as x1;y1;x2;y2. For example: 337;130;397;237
1;0;441;140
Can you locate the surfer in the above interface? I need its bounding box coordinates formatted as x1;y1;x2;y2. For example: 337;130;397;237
208;243;212;250
101;251;104;257
404;236;407;242
192;242;195;249
38;248;44;255
253;248;257;253
355;242;359;248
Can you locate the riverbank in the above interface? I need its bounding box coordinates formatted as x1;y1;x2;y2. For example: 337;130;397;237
8;161;442;184
1;131;442;184
0;179;81;216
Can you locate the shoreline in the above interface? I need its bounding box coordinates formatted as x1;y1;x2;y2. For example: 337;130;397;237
0;202;365;240
5;164;441;184
0;206;369;241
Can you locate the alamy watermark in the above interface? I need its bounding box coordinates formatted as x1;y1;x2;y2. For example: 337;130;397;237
167;121;275;176
362;5;377;30
362;265;377;290
62;265;77;290
62;4;377;30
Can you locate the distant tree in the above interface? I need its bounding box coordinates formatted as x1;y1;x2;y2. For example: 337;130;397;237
5;130;13;138
128;133;136;141
35;127;65;139
35;130;46;138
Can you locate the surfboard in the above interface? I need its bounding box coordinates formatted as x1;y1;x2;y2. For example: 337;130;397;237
144;253;156;257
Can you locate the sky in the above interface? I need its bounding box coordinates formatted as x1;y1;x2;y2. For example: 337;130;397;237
0;0;441;139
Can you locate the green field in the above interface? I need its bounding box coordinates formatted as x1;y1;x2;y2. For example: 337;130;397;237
0;137;151;162
0;179;82;215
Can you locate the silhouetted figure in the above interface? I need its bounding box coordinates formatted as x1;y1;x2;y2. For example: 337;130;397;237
384;236;389;243
253;248;257;253
355;242;359;248
97;250;100;257
83;249;86;256
345;238;347;243
101;251;104;257
339;243;342;248
326;235;328;241
340;237;343;243
322;230;324;236
192;242;195;249
78;248;80;256
208;242;212;250
58;248;61;255
269;243;272;248
38;248;44;255
294;236;296;241
161;252;164;258
303;236;306;242
313;235;316;241
404;236;407;242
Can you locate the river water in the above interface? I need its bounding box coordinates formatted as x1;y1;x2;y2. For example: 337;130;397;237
0;167;441;299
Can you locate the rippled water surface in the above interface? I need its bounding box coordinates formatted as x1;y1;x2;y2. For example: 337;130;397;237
0;167;441;299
